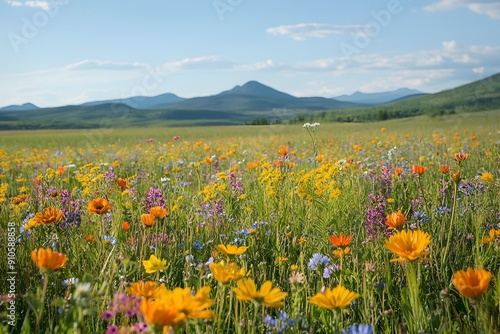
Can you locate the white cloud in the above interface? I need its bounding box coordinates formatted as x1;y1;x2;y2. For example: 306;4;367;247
235;59;285;71
158;56;233;72
4;0;67;10
425;0;500;19
267;23;365;41
64;59;148;71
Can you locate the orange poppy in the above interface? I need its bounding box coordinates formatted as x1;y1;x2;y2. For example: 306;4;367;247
141;214;156;227
31;248;68;271
278;146;289;155
122;221;130;231
149;206;168;219
386;210;407;229
452;268;491;299
411;165;428;175
88;198;111;214
439;165;450;173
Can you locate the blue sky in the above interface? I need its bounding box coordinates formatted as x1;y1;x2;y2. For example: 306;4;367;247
1;0;499;108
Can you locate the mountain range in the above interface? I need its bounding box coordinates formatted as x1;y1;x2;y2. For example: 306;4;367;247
333;88;425;104
0;74;498;129
0;81;421;113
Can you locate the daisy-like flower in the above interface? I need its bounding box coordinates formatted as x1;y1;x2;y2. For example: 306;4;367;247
452;268;491;299
481;172;494;182
386;210;407;230
127;281;166;300
309;285;360;310
143;254;167;274
209;260;245;284
32;207;64;226
215;244;247;257
384;229;431;262
232;278;287;308
31;248;68;272
88;198;111;214
329;233;352;247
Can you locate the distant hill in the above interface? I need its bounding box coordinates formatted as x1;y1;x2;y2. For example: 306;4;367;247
1;75;499;129
334;88;426;104
328;73;500;122
0;103;39;111
153;81;358;111
81;93;184;109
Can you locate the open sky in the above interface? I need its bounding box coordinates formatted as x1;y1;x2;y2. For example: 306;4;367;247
1;0;500;108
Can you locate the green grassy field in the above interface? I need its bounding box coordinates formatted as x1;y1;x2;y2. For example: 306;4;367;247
0;112;499;333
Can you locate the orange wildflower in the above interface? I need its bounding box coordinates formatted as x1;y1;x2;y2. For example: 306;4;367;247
122;221;130;231
32;207;64;226
386;210;407;229
452;268;491;299
481;229;500;244
439;165;450;173
454;152;469;163
141;214;156;228
394;168;403;176
278;146;289;155
247;161;259;170
411;165;428;175
149;206;168;219
115;178;128;190
31;248;68;272
88;198;111;214
329;233;353;247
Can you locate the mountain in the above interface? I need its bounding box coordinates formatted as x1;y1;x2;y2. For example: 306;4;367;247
153;81;358;111
1;75;499;129
334;88;426;104
0;103;39;111
328;73;500;122
81;93;184;109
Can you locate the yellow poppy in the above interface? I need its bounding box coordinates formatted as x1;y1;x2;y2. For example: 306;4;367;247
127;281;166;300
232;278;287;308
452;268;491;299
309;285;360;310
215;244;247;256
209;261;245;284
384;229;431;262
157;286;214;321
143;254;167;274
332;247;351;258
31;248;68;272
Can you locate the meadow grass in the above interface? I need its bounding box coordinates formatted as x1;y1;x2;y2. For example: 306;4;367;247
0;111;499;333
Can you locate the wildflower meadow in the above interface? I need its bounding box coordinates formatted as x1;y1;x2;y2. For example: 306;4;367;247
1;113;499;333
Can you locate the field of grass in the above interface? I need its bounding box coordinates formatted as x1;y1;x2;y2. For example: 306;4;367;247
0;112;499;333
